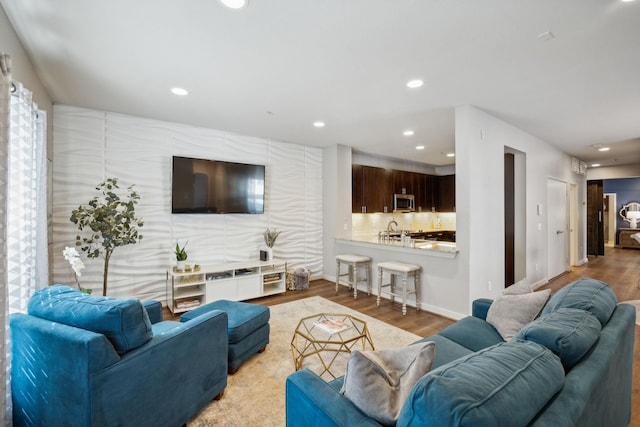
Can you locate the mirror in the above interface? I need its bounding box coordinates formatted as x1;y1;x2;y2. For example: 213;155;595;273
619;202;640;229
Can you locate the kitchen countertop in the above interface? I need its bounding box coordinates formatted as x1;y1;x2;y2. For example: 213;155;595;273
336;233;458;259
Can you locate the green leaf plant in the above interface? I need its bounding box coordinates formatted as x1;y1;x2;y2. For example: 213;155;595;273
70;178;144;296
175;242;188;261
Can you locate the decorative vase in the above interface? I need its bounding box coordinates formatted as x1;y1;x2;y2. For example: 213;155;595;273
267;247;274;261
177;260;186;270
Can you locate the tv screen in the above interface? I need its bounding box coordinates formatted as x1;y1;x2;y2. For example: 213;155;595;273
172;156;265;214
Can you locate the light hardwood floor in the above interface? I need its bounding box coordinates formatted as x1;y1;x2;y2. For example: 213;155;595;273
167;247;640;425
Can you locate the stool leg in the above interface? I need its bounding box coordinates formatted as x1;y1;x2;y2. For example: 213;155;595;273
390;275;396;304
415;271;420;311
376;267;382;306
335;260;340;293
352;263;358;299
401;273;408;316
366;262;371;296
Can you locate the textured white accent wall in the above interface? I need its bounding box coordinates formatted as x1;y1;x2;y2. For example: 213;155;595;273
52;105;323;301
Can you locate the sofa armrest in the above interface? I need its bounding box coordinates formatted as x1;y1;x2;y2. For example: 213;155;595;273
142;300;163;324
286;369;382;427
472;298;493;320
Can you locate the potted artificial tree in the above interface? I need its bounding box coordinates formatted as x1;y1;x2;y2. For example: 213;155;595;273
70;178;144;296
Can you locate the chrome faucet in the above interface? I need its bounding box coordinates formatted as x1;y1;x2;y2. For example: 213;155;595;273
386;220;398;241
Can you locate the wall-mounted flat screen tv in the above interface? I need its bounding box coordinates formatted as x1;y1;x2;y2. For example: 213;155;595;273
172;156;265;214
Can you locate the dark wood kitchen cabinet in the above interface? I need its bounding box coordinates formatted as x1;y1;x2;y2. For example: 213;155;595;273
392;170;420;196
353;165;455;214
352;165;392;213
437;174;456;212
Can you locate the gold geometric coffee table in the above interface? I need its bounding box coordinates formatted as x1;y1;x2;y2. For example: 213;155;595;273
290;313;375;379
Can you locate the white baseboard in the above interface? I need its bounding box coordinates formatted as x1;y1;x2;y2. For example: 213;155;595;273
575;257;589;266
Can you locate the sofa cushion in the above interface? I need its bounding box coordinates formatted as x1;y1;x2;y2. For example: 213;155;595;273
437;316;504;352
340;341;435;426
541;278;617;327
515;308;601;369
28;285;152;354
415;334;473;369
486;290;551;340
397;340;565;427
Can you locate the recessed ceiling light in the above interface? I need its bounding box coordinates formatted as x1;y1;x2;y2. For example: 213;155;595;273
406;79;424;89
313;121;325;128
403;130;414;136
416;145;425;150
446;153;455;158
621;0;635;3
219;0;248;9
171;87;188;96
591;163;601;167
598;147;610;152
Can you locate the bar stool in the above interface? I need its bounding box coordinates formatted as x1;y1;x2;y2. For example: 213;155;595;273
335;254;372;299
377;261;421;315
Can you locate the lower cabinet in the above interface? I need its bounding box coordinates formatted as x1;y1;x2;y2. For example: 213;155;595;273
618;229;640;249
167;260;287;314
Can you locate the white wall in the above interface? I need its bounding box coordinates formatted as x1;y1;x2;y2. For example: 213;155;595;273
456;105;587;309
322;145;352;280
52;105;323;301
587;164;640;180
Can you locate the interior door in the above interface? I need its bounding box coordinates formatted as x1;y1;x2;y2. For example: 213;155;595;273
586;180;605;256
547;178;569;279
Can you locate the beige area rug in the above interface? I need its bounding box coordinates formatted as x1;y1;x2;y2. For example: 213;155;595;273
621;300;640;326
188;296;422;426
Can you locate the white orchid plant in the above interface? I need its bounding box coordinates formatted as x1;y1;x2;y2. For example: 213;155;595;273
63;246;91;294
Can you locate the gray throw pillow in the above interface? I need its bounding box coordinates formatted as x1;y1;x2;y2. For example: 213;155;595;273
502;281;532;296
340;341;435;426
486;290;551;340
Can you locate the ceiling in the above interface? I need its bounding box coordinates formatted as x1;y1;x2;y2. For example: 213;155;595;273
2;0;639;168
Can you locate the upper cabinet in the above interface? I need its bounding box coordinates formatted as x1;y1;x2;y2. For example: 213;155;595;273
353;165;392;213
437;174;456;212
353;165;454;213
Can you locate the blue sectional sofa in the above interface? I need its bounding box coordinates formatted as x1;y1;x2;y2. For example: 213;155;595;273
10;285;228;427
286;278;636;427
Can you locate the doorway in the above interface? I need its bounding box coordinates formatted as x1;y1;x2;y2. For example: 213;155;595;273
604;193;617;247
547;178;569;279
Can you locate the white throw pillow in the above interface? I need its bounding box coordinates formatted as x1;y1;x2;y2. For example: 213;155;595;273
486;290;551;340
340;341;435;425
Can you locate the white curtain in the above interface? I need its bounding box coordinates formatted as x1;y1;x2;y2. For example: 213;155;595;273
7;82;48;313
1;51;12;427
0;52;48;425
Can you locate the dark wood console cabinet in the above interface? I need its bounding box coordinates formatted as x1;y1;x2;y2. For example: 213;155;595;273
618;229;640;249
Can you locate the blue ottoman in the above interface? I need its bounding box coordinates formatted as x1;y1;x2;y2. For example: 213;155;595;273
181;299;270;373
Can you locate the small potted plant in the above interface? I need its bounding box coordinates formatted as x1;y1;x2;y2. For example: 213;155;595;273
175;242;188;270
263;228;281;261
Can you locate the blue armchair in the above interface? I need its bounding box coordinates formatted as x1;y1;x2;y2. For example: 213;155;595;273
10;285;228;427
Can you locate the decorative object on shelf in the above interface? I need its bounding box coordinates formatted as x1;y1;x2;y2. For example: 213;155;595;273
70;178;144;296
263;228;281;261
620;202;640;229
62;246;91;294
175;241;188;270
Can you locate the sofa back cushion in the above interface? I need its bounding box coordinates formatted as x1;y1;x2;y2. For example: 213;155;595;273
397;340;565;427
541;278;616;327
515;308;601;370
28;285;152;354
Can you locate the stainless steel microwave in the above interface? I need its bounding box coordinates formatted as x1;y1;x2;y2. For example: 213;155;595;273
393;194;415;212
